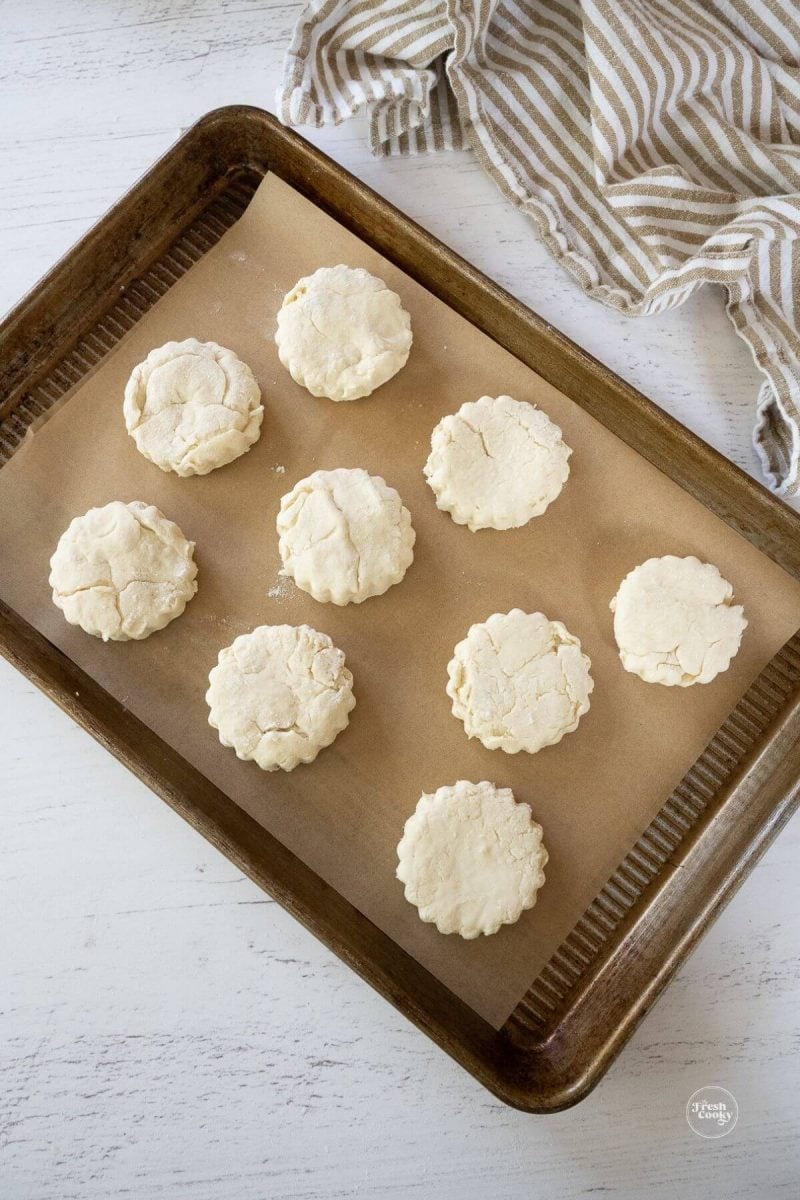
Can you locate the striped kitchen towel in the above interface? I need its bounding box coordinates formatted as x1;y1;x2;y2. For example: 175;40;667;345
277;1;800;496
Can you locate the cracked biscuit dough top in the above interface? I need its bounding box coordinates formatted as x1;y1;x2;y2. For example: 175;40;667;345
49;501;197;641
275;265;412;402
447;609;594;754
124;339;263;477
206;624;355;772
610;555;747;686
425;394;571;531
277;468;415;605
396;780;549;938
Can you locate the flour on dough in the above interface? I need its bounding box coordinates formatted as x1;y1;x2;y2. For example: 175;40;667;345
124;339;263;476
396;780;548;938
49;501;197;641
206;624;355;772
274;265;412;402
277;468;415;605
610;555;747;686
447;609;593;754
424;394;571;531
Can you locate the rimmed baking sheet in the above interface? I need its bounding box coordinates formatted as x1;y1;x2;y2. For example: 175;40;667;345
1;172;799;1028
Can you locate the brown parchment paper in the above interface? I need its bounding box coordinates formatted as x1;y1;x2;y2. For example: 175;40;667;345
2;173;800;1029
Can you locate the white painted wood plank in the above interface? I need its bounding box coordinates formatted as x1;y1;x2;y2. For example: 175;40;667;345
2;3;799;1196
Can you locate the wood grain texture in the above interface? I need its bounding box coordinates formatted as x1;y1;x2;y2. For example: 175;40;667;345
2;1;800;1195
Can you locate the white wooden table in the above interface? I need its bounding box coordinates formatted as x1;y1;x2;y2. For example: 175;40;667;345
2;4;799;1197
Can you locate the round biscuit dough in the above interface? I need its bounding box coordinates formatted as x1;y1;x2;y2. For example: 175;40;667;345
49;500;197;641
274;265;412;402
424;395;571;531
206;624;355;772
447;609;594;754
396;780;549;938
124;338;263;476
277;468;415;605
610;555;747;686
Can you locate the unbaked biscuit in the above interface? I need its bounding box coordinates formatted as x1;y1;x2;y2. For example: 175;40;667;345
425;395;571;531
49;501;197;641
275;265;412;402
396;780;548;938
447;609;593;753
610;555;747;686
206;624;355;772
124;339;263;476
277;468;415;605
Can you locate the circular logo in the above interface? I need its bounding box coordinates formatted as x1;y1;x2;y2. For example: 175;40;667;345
686;1086;739;1138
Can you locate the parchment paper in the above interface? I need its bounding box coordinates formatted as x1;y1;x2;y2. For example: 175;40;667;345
2;172;800;1028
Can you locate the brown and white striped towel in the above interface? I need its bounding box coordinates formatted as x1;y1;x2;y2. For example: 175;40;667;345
278;1;800;496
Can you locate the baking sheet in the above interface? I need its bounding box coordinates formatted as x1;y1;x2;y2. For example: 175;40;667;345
1;172;799;1029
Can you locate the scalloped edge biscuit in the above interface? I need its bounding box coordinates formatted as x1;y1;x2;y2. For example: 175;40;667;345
446;609;594;754
206;623;355;772
396;780;548;938
610;555;747;686
425;395;571;531
49;500;197;641
124;339;263;477
277;468;415;605
274;265;412;402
